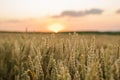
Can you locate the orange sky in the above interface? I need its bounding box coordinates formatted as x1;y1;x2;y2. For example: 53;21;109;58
0;0;120;32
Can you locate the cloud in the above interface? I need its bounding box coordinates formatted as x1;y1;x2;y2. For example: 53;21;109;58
5;20;21;23
0;18;35;24
85;9;103;14
52;9;104;18
0;20;22;24
116;9;120;14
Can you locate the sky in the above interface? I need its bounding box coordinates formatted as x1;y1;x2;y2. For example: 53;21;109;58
0;0;120;32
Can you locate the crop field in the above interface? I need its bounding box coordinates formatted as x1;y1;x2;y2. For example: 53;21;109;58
0;32;120;80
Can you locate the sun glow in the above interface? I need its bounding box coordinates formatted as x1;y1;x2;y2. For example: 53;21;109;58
48;23;64;33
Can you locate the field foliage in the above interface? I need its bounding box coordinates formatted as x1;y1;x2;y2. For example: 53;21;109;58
0;33;120;80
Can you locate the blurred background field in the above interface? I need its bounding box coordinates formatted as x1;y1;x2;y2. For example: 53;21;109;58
0;32;120;80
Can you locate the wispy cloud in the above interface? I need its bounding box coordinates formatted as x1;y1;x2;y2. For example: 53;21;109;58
5;20;21;23
0;19;43;31
0;19;23;24
116;9;120;14
52;9;104;18
0;18;36;24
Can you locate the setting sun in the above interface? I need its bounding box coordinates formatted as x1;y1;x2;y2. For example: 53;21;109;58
48;23;64;33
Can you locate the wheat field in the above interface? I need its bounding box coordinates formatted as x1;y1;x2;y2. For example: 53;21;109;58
0;32;120;80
